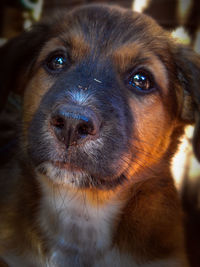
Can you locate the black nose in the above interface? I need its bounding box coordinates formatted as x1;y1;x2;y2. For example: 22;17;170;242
50;105;100;147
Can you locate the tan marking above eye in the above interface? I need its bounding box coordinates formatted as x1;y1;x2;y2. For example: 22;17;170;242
37;38;66;64
112;42;143;72
36;35;89;68
67;35;90;61
113;44;168;93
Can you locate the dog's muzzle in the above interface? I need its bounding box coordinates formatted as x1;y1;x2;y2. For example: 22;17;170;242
50;104;101;148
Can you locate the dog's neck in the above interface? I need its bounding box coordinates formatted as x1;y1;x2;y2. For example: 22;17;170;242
34;158;174;265
37;174;126;264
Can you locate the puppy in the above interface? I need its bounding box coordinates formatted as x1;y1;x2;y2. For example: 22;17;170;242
0;4;199;267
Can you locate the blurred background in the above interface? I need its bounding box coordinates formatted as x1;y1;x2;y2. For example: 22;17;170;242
0;1;200;266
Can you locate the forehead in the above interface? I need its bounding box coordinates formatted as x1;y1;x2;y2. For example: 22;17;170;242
50;5;169;53
37;5;171;94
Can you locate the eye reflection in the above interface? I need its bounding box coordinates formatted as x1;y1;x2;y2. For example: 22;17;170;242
45;53;67;72
129;72;151;91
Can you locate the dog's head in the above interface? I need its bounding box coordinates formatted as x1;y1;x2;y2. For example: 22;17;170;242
1;4;200;189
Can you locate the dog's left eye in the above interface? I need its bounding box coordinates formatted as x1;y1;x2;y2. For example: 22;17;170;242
45;53;67;72
127;71;155;93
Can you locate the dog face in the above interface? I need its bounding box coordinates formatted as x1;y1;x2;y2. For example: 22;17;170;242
1;4;200;189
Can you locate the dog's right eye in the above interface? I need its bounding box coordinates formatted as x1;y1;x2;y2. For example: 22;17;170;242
45;52;68;73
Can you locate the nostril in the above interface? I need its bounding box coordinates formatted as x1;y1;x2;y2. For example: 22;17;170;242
77;124;89;137
50;105;100;146
77;122;95;138
51;116;65;129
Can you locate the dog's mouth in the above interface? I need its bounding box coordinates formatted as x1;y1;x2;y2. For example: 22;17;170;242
36;159;128;189
29;120;131;189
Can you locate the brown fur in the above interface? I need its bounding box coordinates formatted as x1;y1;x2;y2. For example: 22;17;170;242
0;4;200;267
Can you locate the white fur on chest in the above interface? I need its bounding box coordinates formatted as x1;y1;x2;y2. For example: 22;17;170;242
38;181;124;266
2;178;183;267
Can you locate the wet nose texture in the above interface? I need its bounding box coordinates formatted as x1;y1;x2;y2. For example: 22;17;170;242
50;105;100;148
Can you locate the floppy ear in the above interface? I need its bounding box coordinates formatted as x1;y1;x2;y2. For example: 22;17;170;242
175;44;200;161
0;23;51;112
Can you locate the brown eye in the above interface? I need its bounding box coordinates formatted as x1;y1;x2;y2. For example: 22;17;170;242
45;53;67;72
128;71;155;92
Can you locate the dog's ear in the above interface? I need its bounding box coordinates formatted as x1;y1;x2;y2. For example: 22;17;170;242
175;44;200;161
0;23;51;112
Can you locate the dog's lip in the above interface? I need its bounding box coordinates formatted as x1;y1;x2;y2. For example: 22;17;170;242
48;161;127;189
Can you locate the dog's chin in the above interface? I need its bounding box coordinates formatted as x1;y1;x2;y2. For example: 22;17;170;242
35;161;127;189
36;161;90;187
